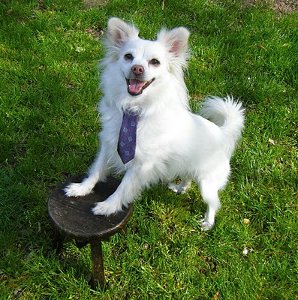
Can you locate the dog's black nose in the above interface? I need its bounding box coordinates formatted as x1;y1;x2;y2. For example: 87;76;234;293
131;65;144;76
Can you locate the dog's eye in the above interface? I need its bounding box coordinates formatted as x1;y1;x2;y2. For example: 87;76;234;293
124;53;134;61
150;59;160;66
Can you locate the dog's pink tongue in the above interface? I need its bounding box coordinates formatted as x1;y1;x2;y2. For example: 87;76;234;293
128;79;145;94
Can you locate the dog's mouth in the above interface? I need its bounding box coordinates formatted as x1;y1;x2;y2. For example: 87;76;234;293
126;78;155;96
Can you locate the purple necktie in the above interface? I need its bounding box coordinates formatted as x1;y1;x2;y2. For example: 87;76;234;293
117;110;139;164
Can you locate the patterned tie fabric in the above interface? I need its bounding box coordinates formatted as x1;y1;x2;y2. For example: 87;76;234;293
117;110;139;164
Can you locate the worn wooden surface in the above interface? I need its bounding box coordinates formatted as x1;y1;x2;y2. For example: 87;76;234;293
48;176;133;240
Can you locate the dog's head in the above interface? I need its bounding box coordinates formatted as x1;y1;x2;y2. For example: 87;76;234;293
103;17;190;97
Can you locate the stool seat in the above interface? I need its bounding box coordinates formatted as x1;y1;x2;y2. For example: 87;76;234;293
48;176;133;288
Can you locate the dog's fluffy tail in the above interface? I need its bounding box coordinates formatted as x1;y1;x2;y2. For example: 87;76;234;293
200;95;245;157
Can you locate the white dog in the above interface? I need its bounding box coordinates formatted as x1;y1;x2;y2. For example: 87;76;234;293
64;17;244;231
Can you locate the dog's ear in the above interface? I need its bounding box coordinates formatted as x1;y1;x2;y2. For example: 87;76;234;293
157;27;190;58
106;17;139;47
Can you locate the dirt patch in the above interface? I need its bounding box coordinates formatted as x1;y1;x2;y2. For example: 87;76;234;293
83;0;108;8
274;0;298;13
243;0;297;13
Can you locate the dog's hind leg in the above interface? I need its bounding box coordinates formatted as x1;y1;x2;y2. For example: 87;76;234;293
197;160;230;231
199;179;221;231
168;179;192;194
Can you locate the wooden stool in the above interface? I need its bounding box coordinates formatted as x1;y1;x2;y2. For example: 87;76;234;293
48;176;133;289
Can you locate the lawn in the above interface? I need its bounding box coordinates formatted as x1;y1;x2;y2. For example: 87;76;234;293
0;0;297;299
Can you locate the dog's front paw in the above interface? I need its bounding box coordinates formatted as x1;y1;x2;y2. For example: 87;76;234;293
92;199;122;216
64;183;93;197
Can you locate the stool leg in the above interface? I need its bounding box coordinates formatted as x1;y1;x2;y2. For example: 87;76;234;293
90;239;105;289
53;230;64;254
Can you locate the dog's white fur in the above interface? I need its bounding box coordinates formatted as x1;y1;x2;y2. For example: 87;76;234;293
64;17;244;231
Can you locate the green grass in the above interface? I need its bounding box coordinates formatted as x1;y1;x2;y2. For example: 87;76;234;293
0;0;297;299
